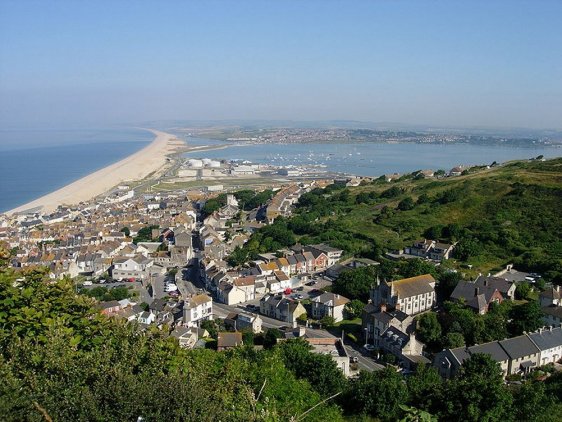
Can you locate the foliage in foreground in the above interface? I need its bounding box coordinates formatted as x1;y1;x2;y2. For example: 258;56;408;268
1;264;561;421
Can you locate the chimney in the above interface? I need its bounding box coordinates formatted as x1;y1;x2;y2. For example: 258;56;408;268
475;287;480;296
395;303;401;311
484;279;489;287
380;304;387;313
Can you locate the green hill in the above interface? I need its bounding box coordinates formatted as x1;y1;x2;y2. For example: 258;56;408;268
231;157;562;280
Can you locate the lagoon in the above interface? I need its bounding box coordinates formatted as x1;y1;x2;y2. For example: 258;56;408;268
183;138;560;177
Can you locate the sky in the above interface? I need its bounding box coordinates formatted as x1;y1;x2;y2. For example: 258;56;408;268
1;0;561;130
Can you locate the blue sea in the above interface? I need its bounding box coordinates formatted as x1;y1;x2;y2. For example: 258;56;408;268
0;128;153;213
182;136;560;177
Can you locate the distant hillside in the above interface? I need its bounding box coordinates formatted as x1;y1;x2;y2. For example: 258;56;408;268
232;158;562;280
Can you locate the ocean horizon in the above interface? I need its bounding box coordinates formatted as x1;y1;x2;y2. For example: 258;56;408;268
0;128;153;212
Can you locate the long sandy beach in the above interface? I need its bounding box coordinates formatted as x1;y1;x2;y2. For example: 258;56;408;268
7;129;184;215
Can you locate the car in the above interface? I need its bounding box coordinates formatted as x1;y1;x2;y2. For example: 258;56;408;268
363;344;376;351
296;287;304;291
83;281;92;286
296;294;304;299
98;279;106;284
305;281;314;286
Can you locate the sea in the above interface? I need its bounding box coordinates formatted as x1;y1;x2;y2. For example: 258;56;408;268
182;136;560;177
0;128;153;213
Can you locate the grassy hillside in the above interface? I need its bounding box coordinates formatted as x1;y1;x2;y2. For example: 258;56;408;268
232;158;562;279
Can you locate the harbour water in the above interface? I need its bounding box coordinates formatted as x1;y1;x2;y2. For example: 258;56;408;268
0;128;153;213
183;137;560;177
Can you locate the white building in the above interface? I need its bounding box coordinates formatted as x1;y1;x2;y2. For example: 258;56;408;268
183;294;213;327
371;274;436;316
528;326;562;366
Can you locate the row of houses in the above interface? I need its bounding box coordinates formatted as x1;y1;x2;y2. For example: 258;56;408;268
434;326;562;378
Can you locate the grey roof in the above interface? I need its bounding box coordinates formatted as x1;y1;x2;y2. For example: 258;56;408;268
474;276;514;295
470;341;510;362
528;327;562;351
451;280;498;310
499;336;540;359
450;340;511;364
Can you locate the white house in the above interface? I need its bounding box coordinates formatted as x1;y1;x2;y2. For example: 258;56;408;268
528;326;562;366
183;294;213;327
112;256;153;280
311;292;350;322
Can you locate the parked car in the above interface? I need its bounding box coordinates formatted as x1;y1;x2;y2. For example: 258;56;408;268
363;344;376;351
83;281;92;286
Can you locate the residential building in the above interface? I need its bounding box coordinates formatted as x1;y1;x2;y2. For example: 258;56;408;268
474;275;516;300
310;292;350;322
224;312;263;333
498;336;540;375
260;294;306;324
183;294;213;327
434;328;562;379
450;281;504;314
217;332;243;351
362;303;413;348
371;274;436;316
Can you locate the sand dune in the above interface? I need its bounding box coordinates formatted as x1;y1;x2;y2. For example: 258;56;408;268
7;129;183;215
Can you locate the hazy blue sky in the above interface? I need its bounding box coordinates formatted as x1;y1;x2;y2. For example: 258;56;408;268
1;0;561;129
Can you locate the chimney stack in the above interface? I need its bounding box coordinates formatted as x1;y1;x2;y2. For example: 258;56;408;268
395;303;401;311
380;304;387;313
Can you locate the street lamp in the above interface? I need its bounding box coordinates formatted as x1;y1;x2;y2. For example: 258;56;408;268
364;327;368;348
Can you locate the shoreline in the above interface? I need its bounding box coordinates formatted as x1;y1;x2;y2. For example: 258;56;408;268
6;129;184;215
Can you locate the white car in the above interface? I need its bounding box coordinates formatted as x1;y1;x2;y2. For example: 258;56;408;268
165;283;178;292
83;281;93;286
363;344;376;351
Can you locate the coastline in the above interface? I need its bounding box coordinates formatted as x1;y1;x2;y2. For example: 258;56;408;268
6;129;184;215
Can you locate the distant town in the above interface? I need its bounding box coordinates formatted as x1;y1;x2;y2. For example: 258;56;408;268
179;126;562;148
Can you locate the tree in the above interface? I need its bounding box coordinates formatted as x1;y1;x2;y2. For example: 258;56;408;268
437;271;462;299
416;313;442;345
344;299;365;319
401;259;438;279
320;315;336;328
397;197;415;211
406;364;442;409
278;338;346;397
297;312;308;324
346;368;408;420
332;266;377;302
453;238;480;261
263;328;282;349
437;353;513;422
380;186;402;198
508;301;543;336
515;282;532;300
201;320;219;339
443;332;465;348
512;382;556;422
120;227;130;237
417;193;431;204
